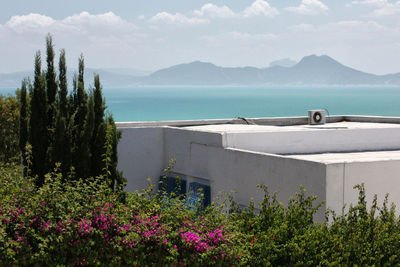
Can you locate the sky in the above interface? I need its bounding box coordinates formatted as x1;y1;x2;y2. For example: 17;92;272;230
0;0;399;75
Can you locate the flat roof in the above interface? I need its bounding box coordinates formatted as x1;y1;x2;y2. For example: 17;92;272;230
184;121;400;156
184;121;400;133
286;150;400;164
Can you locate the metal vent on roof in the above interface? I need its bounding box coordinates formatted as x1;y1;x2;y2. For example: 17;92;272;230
308;110;326;125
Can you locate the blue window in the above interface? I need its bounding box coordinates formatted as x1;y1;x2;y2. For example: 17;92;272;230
159;176;186;196
187;182;211;208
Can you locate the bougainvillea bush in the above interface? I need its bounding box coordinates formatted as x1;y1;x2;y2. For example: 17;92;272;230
0;163;234;266
1;162;400;266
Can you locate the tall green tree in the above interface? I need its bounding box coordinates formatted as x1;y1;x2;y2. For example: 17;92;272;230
45;34;58;168
46;34;57;123
104;116;125;190
90;74;106;177
30;51;48;186
53;48;71;177
19;79;29;167
58;49;68;119
72;73;78;112
72;55;90;179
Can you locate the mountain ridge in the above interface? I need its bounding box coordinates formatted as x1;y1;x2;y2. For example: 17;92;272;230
1;55;400;88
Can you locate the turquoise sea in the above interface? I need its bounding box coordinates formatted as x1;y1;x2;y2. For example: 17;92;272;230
2;86;400;122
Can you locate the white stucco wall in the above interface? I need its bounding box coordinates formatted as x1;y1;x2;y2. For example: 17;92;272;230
163;127;224;175
325;161;400;216
117;127;165;192
186;144;327;221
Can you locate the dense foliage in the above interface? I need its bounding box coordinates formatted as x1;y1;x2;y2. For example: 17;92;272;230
0;94;20;163
0;95;19;162
19;34;123;188
1;162;399;266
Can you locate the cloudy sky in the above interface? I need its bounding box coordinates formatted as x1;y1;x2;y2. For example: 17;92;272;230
0;0;399;74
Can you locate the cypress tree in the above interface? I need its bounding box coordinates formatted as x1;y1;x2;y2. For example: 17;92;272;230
72;73;78;112
72;55;90;179
58;49;68;118
86;90;95;175
45;34;57;168
30;51;48;186
54;115;69;177
90;74;106;177
78;54;84;89
104;116;124;190
46;34;57;123
93;75;105;133
19;79;29;158
53;48;70;177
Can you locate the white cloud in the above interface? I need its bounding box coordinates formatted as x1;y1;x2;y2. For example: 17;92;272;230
286;0;329;15
194;3;235;18
243;0;279;17
4;12;135;34
149;1;279;23
370;1;400;16
6;13;55;33
350;0;400;16
62;11;125;26
149;12;209;25
60;11;136;34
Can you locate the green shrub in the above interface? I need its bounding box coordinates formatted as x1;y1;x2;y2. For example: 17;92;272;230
227;184;400;266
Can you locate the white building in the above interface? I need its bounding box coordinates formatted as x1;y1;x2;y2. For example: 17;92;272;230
116;114;400;220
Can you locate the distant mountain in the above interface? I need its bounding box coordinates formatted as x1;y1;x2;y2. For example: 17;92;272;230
278;55;386;85
269;58;297;68
143;55;400;86
144;61;263;85
144;55;400;86
1;55;400;88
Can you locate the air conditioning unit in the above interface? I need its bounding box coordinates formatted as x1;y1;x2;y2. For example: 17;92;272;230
308;110;326;125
